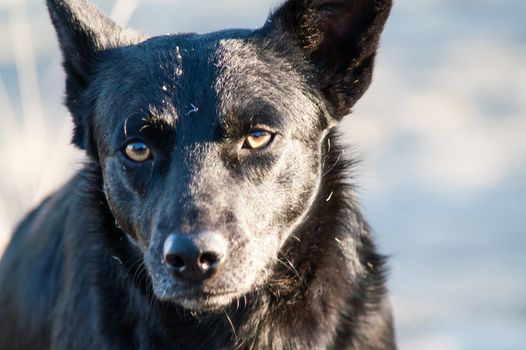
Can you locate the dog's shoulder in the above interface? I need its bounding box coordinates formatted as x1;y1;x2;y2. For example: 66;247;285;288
0;174;90;348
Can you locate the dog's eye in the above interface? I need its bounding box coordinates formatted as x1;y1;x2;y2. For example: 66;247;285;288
243;130;273;150
124;142;152;162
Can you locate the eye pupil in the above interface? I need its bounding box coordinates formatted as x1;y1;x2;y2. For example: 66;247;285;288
124;142;152;162
244;130;273;150
251;131;266;138
131;143;147;152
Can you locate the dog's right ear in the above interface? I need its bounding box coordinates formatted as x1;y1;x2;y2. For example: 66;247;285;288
47;0;144;151
264;0;392;121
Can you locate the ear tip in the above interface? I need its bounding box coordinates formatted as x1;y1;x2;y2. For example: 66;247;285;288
375;0;394;15
45;0;77;13
45;0;89;27
45;0;62;16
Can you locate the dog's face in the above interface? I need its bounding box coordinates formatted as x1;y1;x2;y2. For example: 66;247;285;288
96;35;326;308
47;0;391;311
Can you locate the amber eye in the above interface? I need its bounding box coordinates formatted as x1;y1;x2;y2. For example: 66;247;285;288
124;142;152;162
243;130;273;150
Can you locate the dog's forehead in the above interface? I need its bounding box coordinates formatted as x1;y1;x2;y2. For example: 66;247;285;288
94;35;214;120
93;32;320;135
213;38;318;121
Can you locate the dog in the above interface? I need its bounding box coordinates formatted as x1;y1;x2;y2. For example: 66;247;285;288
0;0;395;348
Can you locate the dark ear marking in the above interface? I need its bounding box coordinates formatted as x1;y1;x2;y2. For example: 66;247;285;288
267;0;392;119
46;0;144;151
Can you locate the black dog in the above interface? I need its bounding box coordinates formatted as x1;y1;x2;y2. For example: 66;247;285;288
0;0;395;348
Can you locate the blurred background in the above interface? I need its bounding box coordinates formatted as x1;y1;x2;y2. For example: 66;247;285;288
1;0;525;349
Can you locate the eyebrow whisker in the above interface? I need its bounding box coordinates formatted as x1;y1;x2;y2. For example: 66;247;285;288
124;116;130;138
140;124;151;132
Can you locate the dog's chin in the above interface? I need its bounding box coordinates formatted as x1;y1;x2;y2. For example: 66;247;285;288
153;284;244;312
171;291;240;312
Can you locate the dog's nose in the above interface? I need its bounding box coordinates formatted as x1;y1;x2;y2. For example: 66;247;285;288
163;232;227;281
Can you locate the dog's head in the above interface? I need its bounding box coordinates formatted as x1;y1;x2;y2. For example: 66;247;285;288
47;0;391;311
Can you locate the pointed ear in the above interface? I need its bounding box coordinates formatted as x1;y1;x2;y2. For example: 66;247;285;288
46;0;144;150
267;0;392;119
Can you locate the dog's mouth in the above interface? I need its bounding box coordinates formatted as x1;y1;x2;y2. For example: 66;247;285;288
157;287;241;311
143;230;270;311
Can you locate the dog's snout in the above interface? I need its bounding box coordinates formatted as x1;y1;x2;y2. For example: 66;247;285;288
163;232;227;281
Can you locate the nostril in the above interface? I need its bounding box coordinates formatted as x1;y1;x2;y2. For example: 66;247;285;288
198;252;220;272
163;234;195;273
165;254;186;271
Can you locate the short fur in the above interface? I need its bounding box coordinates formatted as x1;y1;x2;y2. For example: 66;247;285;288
0;0;395;349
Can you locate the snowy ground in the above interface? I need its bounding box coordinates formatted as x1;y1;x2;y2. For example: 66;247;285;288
1;1;525;349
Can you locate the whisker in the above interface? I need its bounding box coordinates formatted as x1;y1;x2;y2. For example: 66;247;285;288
224;311;236;339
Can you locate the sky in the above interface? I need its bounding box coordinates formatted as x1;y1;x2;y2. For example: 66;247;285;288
1;1;525;349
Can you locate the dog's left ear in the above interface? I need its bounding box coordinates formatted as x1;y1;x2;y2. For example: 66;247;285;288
266;0;392;119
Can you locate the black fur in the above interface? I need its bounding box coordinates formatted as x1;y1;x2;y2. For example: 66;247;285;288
0;0;395;349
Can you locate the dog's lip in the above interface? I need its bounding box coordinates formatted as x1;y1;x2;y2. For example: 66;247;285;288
162;288;241;309
170;288;238;299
